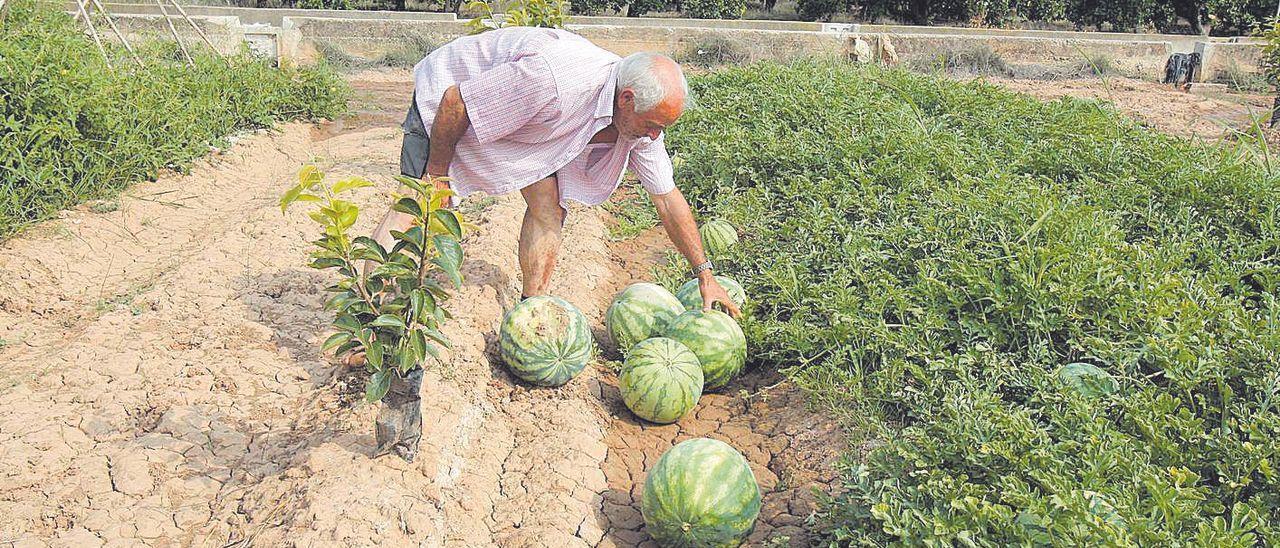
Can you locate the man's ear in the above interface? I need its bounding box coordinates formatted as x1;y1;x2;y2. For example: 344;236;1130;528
617;88;634;109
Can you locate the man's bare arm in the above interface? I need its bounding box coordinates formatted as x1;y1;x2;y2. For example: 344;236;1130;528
425;85;470;179
370;85;472;258
650;188;741;318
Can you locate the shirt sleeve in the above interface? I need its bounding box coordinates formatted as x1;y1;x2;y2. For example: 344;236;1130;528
458;55;560;145
628;134;676;196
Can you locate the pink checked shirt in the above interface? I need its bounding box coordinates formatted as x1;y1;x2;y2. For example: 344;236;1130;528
410;27;677;206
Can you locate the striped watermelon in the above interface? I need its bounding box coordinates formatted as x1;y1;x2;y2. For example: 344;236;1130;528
498;296;594;387
663;310;746;391
699;219;739;254
675;276;747;312
619;338;704;424
606;283;685;354
642;438;761;546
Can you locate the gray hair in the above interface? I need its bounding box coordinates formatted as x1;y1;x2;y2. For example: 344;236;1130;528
616;52;689;113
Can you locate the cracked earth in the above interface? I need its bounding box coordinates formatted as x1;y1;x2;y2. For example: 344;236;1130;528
0;69;843;547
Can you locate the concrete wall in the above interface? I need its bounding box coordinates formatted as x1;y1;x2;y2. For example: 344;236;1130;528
90;3;1264;80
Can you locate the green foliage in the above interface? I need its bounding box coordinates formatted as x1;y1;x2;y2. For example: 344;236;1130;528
683;0;746;18
464;0;570;33
0;0;347;239
281;167;472;402
603;181;658;240
1260;19;1280;88
567;0;669;16
665;60;1280;545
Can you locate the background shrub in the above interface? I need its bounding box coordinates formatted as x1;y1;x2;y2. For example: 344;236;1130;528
0;0;348;238
682;0;746;18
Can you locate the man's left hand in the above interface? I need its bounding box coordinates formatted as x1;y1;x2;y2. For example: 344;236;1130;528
700;274;742;318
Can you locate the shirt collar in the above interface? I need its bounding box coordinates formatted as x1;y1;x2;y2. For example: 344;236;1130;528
595;62;619;120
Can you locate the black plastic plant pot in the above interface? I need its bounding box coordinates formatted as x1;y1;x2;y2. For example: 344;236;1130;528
374;368;424;462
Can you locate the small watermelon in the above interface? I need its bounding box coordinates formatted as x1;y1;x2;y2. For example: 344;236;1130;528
1058;362;1118;398
619;338;704;424
699;219;739;255
663;309;746;390
606;283;685;354
642;438;761;546
676;276;747;312
499;296;594;387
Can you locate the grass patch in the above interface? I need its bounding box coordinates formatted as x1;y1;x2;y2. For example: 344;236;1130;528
316;34;437;70
676;35;750;68
912;44;1013;77
603;180;659;240
0;0;348;239
667;60;1280;545
1214;59;1273;93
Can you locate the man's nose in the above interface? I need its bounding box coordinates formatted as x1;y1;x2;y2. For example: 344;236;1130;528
647;128;661;140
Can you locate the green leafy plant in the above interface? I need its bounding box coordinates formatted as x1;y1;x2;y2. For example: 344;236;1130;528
0;0;347;239
280;167;469;402
666;60;1280;545
464;0;570;34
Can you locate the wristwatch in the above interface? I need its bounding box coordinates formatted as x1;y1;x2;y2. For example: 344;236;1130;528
689;260;714;278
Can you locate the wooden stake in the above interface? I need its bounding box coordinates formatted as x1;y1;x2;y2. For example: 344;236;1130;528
155;0;193;67
75;0;114;70
167;0;228;62
89;0;144;67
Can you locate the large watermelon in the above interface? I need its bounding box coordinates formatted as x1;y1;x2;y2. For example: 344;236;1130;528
699;219;739;255
499;296;594;387
619;338;704;424
642;438;761;546
663;310;746;390
606;283;685;354
676;276;747;312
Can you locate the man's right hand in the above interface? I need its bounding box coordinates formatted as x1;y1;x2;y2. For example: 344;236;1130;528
427;172;453;208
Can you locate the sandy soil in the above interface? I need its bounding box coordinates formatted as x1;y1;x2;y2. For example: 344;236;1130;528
4;66;1256;548
984;76;1274;141
0;68;842;547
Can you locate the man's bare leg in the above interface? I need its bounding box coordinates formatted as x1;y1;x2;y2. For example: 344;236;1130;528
518;175;566;298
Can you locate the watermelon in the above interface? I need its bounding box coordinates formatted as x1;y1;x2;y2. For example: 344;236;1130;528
676;276;747;312
619;338;704;424
663;310;746;390
642;438;761;546
498;295;594;387
1058;362;1119;398
606;283;685;354
699;219;739;254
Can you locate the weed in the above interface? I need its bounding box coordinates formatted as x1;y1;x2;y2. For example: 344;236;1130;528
458;195;498;219
677;35;750;68
1214;58;1273;93
1076;51;1113;77
603;181;658;240
88;200;119;214
913;44;1012;77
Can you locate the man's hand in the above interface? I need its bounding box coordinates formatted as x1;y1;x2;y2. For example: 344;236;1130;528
427;173;453;208
698;272;742;318
650;187;742;319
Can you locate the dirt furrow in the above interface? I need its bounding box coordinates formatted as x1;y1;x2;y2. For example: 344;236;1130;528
0;69;845;547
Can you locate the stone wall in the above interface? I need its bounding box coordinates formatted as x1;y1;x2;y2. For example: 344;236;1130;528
89;3;1265;80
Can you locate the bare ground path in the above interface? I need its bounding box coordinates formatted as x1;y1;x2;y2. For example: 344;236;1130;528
0;69;842;547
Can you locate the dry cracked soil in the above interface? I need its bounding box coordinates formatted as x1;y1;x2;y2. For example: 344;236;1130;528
0;69;843;547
